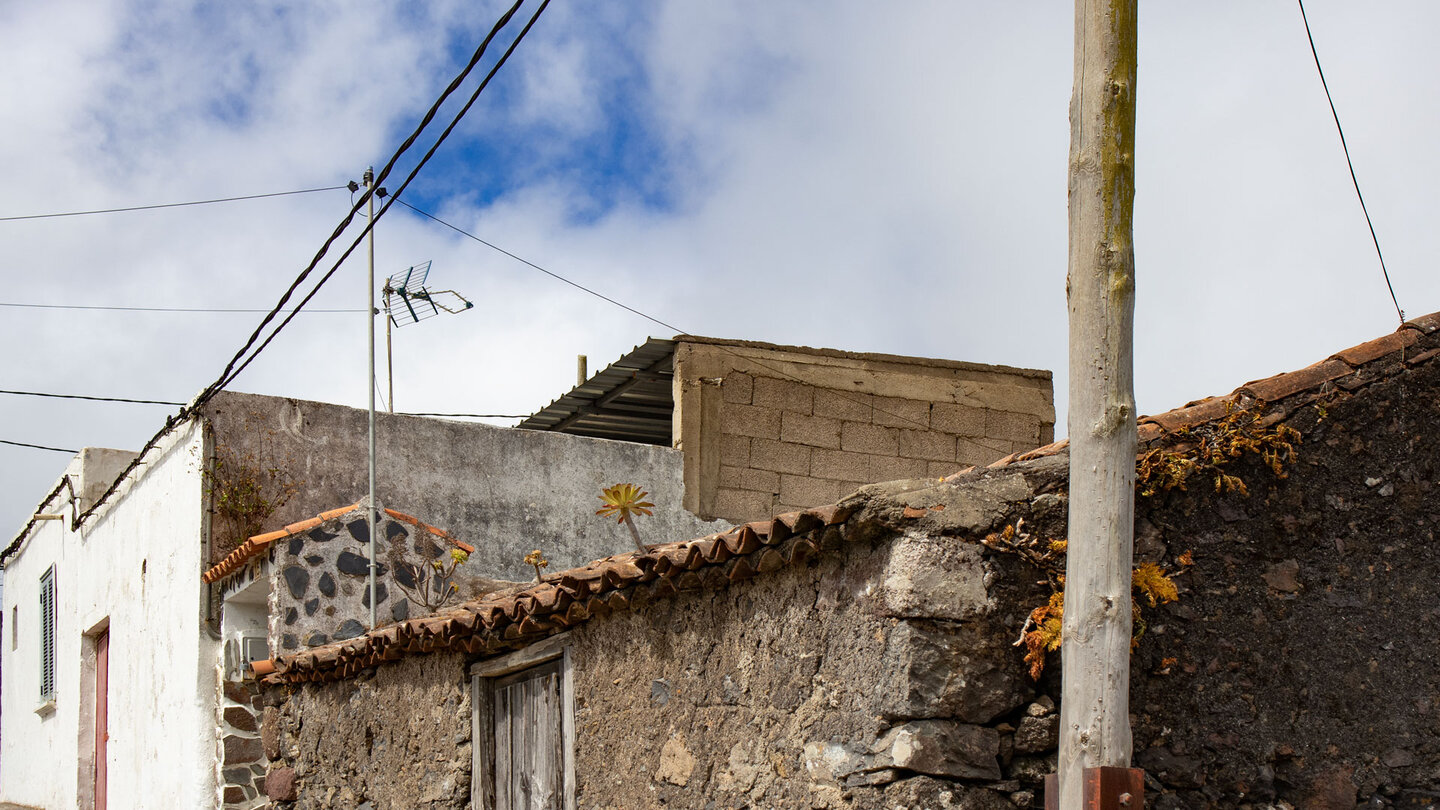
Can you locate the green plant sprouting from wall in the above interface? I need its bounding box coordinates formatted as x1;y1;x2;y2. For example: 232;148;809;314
1137;401;1301;498
395;547;469;613
999;400;1300;680
596;483;655;553
203;440;302;563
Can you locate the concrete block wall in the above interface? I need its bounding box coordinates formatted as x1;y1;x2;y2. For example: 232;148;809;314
673;337;1054;523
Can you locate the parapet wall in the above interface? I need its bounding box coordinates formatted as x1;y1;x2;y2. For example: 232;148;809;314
673;336;1054;522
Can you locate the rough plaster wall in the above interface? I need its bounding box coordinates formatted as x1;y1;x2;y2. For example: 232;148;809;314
202;392;726;582
264;651;472;810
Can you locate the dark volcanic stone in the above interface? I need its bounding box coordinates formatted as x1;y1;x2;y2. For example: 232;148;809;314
304;598;319;617
393;562;416;589
304;554;324;566
223;734;263;765
337;550;372;577
347;518;369;543
308;528;336;542
284;607;298;626
361;581;388;608
317;572;336;597
265;766;298;801
224;706;257;733
303;631;329;646
287;537;303;556
415;537;442;560
384;520;408;542
281;633;298;650
392;600;409;622
334;619;366;640
281;565;309;598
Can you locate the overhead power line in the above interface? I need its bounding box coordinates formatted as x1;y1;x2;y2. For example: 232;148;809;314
399;412;529;419
395;201;933;433
0;389;183;406
0;438;78;454
1297;0;1404;325
0;301;362;314
58;0;548;538
0;185;349;222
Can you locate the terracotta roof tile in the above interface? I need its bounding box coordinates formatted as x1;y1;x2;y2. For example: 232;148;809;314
1237;359;1352;403
268;503;852;684
201;500;471;584
267;310;1440;685
1331;328;1418;367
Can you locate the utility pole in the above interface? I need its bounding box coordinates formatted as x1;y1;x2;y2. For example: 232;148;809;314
365;167;379;630
1057;1;1142;809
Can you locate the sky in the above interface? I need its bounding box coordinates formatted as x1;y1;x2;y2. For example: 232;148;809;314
2;1;1437;535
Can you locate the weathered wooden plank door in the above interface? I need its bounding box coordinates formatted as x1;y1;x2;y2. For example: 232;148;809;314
493;659;563;810
95;630;110;810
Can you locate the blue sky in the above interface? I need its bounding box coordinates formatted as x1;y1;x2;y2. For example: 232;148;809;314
2;1;1439;532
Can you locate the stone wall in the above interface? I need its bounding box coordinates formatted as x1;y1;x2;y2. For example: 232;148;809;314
269;505;491;655
261;652;472;809
216;676;268;810
268;341;1440;810
672;336;1054;523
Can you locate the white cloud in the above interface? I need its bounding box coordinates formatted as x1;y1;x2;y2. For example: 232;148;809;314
3;1;1438;534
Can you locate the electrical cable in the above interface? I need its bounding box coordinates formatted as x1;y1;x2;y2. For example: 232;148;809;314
1297;0;1405;325
0;438;78;454
208;0;550;397
0;185;348;222
64;0;542;534
0;301;361;314
0;389;183;406
394;200;933;432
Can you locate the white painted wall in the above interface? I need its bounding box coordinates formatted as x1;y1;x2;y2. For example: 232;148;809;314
0;421;218;809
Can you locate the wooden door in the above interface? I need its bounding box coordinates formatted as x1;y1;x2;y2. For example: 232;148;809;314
95;630;109;810
492;659;563;810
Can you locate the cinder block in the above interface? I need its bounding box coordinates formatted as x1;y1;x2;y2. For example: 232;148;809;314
714;488;774;522
811;448;870;482
752;376;814;415
719;465;780;494
781;412;842;449
869;455;929;482
841;422;899;456
719;434;751;468
956;438;1009;467
721;403;781;440
722;372;754;405
931;403;986;437
750;438;812;475
898;429;957;462
984;409;1041;445
927;460;963;479
779;475;839;508
872;396;930;429
813;389;872;422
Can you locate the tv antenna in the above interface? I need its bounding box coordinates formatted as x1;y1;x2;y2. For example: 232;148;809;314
381;260;474;411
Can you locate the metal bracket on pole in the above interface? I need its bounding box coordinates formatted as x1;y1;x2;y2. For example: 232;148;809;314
1045;767;1145;810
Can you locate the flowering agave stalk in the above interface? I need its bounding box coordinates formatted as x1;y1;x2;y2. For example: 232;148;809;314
524;549;550;583
596;483;655;553
396;547;470;613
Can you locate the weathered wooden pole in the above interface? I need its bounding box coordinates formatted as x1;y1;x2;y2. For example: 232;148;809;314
1059;0;1139;809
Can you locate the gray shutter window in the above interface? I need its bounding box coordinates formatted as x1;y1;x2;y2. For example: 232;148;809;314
40;565;57;702
492;659;564;810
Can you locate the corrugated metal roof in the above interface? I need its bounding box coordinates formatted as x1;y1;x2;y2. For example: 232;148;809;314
517;338;676;445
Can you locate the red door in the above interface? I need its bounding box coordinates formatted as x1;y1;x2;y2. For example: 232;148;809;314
95;631;109;810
